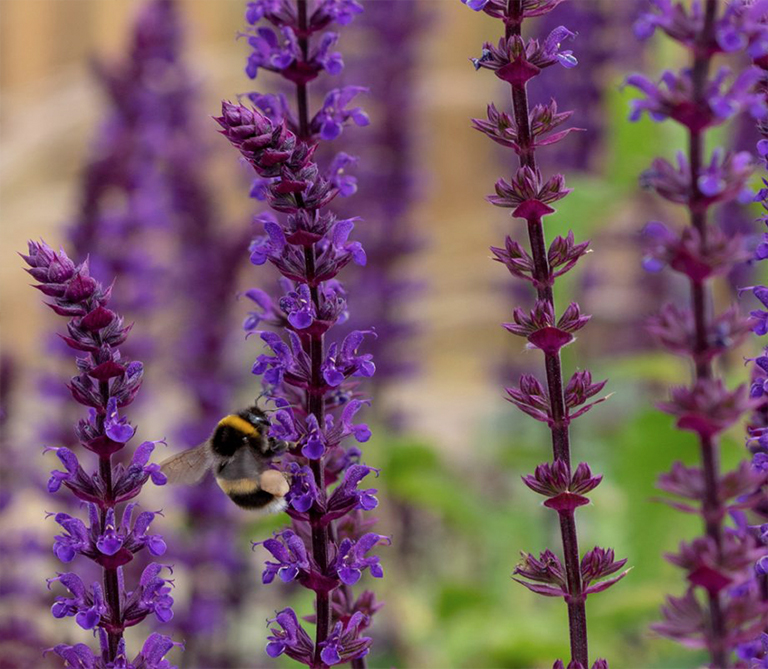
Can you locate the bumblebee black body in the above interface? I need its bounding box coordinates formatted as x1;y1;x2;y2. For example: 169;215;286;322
210;410;271;458
160;405;290;513
212;408;289;510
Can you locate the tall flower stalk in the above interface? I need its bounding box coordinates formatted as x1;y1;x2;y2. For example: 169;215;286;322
463;1;625;667
629;1;768;665
737;24;768;667
215;1;385;666
36;0;184;499
22;242;179;667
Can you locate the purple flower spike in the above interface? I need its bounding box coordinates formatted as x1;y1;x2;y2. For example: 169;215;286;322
218;0;384;664
23;238;173;663
630;2;768;665
463;0;622;665
737;27;768;669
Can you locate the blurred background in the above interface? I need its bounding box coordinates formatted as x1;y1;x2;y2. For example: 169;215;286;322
0;0;764;667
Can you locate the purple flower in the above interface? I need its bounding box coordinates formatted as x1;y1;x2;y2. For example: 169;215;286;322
322;330;376;387
245;26;299;78
326;152;359;197
285;462;321;512
122;563;175;625
258;529;311;584
48;573;106;630
218;0;383;662
280;283;316;329
23;240;175;663
632;1;768;663
266;608;315;664
328;464;379;515
104;397;135;443
318;611;372;665
464;0;620;665
471;27;577;86
334;533;390;585
311;86;370;141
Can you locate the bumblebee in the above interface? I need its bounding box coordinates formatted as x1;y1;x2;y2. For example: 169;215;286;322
160;405;290;512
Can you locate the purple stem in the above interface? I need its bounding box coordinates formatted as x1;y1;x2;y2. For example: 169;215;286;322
685;1;728;664
294;2;331;664
96;357;122;661
506;0;587;664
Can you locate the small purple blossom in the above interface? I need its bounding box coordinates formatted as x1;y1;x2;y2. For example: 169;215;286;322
318;611;372;665
334;533;390;585
258;529;311;584
266;608;315;664
312;86;370;141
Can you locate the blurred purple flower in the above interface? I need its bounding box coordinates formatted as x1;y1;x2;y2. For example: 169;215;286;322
630;2;768;663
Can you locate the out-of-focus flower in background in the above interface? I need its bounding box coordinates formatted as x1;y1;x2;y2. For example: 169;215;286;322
630;0;768;665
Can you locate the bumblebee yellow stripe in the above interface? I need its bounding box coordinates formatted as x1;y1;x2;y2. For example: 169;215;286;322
216;477;260;495
217;414;258;436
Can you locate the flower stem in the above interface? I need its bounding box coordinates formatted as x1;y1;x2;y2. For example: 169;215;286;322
97;377;122;661
293;3;332;664
686;1;727;665
506;2;587;663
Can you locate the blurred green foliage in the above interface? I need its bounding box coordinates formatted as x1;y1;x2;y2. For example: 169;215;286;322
340;404;752;668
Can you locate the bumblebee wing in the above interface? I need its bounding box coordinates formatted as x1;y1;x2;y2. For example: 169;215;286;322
160;442;214;485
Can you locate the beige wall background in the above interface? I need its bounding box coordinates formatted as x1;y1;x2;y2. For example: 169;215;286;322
1;0;519;454
0;1;643;459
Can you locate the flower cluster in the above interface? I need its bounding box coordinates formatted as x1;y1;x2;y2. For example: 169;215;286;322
463;0;623;667
22;241;178;667
217;0;385;665
738;25;768;669
629;1;768;665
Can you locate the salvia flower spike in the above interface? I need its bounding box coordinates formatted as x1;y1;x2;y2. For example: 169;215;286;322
736;23;768;668
217;0;384;666
462;0;624;666
22;241;180;667
630;0;768;665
